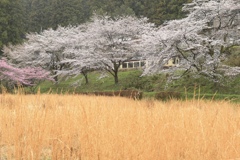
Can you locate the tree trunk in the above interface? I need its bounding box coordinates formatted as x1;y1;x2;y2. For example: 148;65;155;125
53;75;58;82
106;61;121;84
82;72;89;84
114;73;118;84
113;62;120;84
84;74;89;84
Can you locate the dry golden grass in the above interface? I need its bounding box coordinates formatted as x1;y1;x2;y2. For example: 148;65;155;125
0;93;240;160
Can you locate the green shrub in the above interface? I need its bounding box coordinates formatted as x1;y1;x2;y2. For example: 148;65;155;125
81;90;143;100
124;76;154;92
155;91;182;101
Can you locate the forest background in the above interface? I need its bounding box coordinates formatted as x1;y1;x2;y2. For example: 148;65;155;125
0;0;192;55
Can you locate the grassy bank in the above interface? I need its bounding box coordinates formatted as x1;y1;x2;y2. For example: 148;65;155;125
20;69;240;101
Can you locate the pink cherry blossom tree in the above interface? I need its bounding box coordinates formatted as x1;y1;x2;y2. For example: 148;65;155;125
0;59;52;90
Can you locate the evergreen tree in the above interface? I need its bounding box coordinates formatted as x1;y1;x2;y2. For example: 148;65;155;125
143;0;192;25
50;0;90;29
0;0;26;54
1;0;193;55
89;0;191;25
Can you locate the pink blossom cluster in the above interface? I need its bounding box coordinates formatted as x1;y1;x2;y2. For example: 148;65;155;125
0;59;52;86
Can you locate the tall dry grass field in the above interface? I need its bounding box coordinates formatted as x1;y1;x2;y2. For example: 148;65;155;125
0;93;240;159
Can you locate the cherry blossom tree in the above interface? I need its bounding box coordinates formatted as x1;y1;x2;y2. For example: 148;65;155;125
144;0;240;84
3;26;87;82
0;59;52;88
56;47;103;84
4;15;156;85
57;15;155;84
3;24;101;84
81;15;156;84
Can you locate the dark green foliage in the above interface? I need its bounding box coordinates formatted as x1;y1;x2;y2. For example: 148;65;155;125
124;72;168;92
89;0;191;25
49;0;90;29
0;0;26;54
124;76;154;92
20;0;193;33
23;0;91;32
141;0;191;25
0;0;192;52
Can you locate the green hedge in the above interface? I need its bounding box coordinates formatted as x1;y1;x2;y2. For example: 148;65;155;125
155;91;182;101
80;90;143;100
